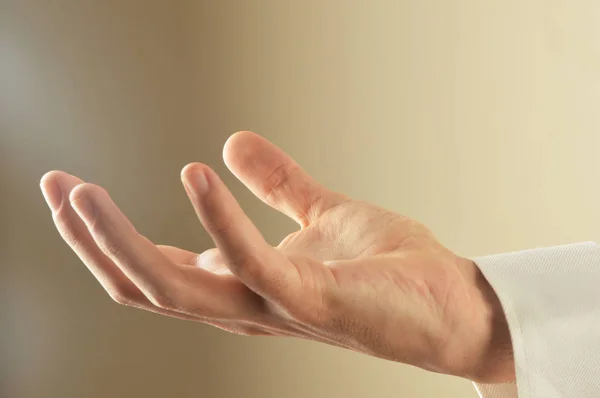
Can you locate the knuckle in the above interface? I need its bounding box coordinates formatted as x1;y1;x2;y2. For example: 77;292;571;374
57;225;83;249
96;236;127;262
231;254;261;276
202;195;235;235
54;215;85;248
147;291;176;309
296;192;325;227
209;213;235;236
264;162;300;205
146;285;187;311
303;191;324;215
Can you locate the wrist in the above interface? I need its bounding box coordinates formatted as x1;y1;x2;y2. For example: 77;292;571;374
458;257;515;383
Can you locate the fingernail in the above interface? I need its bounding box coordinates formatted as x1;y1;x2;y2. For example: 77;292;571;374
184;168;209;195
40;178;63;212
70;192;96;224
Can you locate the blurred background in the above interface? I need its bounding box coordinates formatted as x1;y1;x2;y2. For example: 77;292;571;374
2;1;600;397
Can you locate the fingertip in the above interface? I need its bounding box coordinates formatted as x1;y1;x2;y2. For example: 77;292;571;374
42;170;85;189
69;182;103;203
224;131;257;149
181;163;213;194
180;162;208;180
41;170;85;209
40;171;65;212
41;170;81;191
40;170;64;185
68;183;99;223
222;131;260;168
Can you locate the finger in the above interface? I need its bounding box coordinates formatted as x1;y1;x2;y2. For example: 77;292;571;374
40;173;272;323
40;171;145;303
222;131;347;227
157;245;231;275
40;172;207;318
211;323;274;337
68;182;264;319
68;183;186;307
156;245;199;265
39;173;217;320
181;163;300;302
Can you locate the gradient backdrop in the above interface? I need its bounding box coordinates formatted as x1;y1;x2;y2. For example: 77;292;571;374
2;1;600;397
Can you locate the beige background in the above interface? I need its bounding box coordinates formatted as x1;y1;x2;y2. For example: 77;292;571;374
2;1;600;397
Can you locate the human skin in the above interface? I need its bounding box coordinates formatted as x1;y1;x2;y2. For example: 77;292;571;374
40;131;515;383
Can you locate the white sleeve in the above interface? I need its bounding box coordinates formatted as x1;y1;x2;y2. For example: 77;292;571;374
470;241;600;398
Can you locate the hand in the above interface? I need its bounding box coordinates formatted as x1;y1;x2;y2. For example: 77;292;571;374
40;131;514;383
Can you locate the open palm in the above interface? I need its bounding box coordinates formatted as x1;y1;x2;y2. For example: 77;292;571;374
41;131;513;383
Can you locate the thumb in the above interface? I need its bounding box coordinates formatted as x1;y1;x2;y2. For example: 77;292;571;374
223;131;345;227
